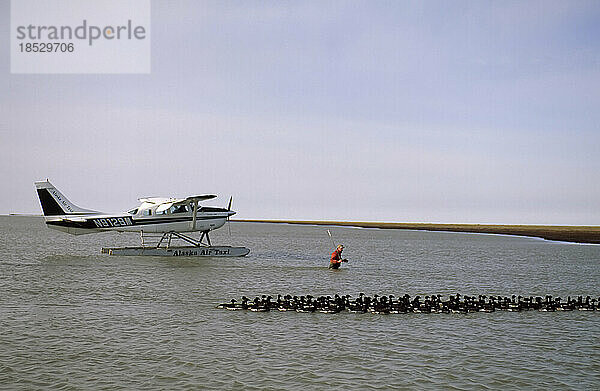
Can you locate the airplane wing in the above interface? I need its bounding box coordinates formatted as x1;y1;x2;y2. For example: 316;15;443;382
138;197;179;204
167;195;217;212
139;195;216;204
169;195;217;207
186;195;217;201
140;195;217;213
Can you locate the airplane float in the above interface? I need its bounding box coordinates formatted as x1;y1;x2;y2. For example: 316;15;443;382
34;180;250;257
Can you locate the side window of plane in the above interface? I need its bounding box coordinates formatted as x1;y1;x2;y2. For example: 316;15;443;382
170;205;189;214
143;209;152;216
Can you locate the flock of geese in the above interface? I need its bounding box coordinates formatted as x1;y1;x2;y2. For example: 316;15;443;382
217;293;600;314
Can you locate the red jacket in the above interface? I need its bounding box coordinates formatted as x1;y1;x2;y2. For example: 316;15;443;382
330;250;342;263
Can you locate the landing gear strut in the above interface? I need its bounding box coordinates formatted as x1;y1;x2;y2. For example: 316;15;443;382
199;230;212;246
141;230;213;248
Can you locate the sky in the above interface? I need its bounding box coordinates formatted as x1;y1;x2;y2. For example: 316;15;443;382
1;0;599;224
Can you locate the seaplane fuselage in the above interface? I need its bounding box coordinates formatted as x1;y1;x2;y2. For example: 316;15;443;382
35;181;234;236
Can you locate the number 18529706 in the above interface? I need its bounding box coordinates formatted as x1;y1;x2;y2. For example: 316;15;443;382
19;42;74;52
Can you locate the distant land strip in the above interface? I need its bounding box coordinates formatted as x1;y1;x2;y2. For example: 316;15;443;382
234;220;600;245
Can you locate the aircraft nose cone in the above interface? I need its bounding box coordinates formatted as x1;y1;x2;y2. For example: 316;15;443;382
228;210;236;217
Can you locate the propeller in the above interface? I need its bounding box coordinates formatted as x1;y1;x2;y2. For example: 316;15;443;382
227;196;233;237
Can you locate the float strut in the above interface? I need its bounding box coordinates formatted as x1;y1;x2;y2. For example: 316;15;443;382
199;231;212;246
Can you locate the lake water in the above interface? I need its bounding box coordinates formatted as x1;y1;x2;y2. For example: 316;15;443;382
1;216;599;390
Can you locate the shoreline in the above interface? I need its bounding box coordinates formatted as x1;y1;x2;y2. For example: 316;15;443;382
234;219;600;245
5;215;599;244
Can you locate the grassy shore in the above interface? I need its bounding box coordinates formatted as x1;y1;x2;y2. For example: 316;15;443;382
235;220;600;244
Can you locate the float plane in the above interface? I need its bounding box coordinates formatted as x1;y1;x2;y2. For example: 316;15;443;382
34;180;249;256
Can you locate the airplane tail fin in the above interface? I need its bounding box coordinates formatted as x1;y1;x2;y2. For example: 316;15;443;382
34;180;98;216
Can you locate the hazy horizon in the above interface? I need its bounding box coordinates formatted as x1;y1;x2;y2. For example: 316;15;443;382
2;1;599;224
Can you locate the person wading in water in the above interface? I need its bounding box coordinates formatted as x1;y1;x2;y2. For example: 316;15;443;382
329;245;348;269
